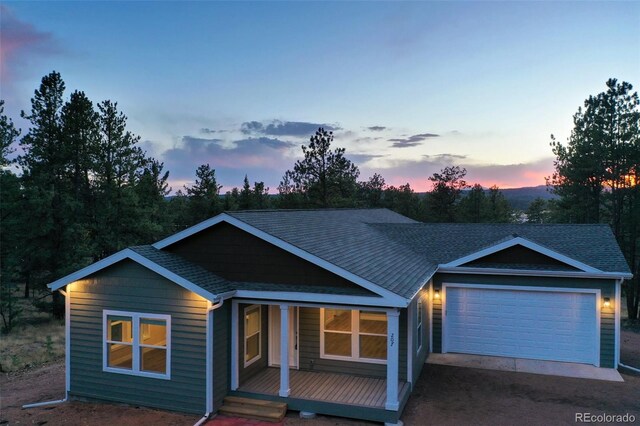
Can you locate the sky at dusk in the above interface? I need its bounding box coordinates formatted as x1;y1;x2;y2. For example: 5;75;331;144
1;1;639;193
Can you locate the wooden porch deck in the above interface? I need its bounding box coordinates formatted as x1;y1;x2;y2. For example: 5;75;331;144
238;367;409;408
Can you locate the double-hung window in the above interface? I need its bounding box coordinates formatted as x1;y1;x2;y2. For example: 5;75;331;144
103;310;171;379
320;308;387;363
244;305;261;366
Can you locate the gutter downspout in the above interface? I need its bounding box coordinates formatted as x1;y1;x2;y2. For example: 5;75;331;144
23;288;70;409
194;297;225;426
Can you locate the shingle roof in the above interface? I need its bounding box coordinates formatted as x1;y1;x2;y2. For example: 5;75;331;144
129;245;373;298
371;223;631;274
140;209;631;302
227;209;437;299
129;245;235;295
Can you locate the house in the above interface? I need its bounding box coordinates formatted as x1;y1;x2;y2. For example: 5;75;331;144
47;209;632;425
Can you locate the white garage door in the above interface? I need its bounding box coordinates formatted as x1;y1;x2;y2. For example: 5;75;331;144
444;286;598;365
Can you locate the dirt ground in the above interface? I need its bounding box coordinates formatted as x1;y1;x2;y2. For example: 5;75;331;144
2;331;639;426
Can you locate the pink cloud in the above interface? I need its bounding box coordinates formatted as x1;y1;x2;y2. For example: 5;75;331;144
0;6;59;92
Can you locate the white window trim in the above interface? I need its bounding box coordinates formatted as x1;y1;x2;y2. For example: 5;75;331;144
319;308;387;365
244;304;262;367
416;296;423;353
102;310;171;380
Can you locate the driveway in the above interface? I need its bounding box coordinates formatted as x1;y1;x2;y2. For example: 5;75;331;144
3;331;639;425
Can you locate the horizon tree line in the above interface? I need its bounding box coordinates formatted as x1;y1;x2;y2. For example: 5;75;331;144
1;71;637;331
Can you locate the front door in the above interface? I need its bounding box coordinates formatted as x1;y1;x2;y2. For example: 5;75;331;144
269;306;299;368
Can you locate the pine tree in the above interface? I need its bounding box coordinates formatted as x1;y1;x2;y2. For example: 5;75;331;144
184;164;222;223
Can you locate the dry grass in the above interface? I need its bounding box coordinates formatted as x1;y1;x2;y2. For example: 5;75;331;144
0;290;65;372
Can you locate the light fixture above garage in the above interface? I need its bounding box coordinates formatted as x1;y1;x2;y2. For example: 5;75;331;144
434;289;440;300
603;297;611;308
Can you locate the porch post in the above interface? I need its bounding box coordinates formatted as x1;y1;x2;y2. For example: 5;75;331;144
279;304;290;397
385;309;400;411
231;300;239;390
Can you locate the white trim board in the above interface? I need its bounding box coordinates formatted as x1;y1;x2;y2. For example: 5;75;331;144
48;248;219;302
437;267;631;280
233;290;402;308
440;236;603;273
153;213;408;306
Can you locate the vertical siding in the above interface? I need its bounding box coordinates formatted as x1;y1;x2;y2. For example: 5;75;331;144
69;260;207;414
213;303;230;411
238;303;269;384
431;274;617;368
297;307;407;380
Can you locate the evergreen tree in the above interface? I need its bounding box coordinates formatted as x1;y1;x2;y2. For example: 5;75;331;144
358;173;386;208
239;175;253;209
549;78;640;319
252;181;270;209
457;184;487;223
135;158;171;241
0;102;23;305
0;100;19;167
383;183;423;221
426;166;468;222
92;100;146;259
18;72;89;317
279;128;359;207
525;197;549;224
486;185;512;223
184;164;222;223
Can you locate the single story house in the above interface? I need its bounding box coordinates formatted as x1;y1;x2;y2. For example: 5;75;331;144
48;209;632;424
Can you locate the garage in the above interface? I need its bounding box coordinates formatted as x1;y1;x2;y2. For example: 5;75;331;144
443;285;599;365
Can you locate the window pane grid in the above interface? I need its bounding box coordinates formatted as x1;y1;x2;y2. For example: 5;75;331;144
244;305;261;366
104;311;170;378
321;308;387;363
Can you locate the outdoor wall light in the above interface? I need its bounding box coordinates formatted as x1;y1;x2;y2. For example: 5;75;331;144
603;297;611;308
434;289;440;300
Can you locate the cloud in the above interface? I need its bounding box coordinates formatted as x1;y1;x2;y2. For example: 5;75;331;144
200;127;228;134
423;153;467;161
367;126;387;131
388;132;440;148
0;6;61;90
241;120;340;136
159;135;297;191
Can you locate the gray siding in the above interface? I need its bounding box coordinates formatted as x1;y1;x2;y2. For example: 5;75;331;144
69;260;207;414
213;303;230;411
432;273;616;368
238;303;269;385
298;307;407;380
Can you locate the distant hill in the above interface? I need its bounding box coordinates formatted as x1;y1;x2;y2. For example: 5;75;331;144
499;185;556;210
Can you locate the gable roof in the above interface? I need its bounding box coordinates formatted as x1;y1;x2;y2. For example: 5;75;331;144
372;223;632;276
50;210;632;305
48;246;233;300
155;209;435;301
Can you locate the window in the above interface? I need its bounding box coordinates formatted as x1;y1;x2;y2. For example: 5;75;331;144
320;309;387;363
103;310;170;379
244;305;261;366
416;297;423;352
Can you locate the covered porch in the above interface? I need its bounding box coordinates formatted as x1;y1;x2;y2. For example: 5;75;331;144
236;367;411;409
229;299;409;421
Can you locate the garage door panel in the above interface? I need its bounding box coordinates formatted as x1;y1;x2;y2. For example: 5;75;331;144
444;286;598;365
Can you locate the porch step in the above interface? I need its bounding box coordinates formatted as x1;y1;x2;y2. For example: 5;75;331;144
219;396;287;423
